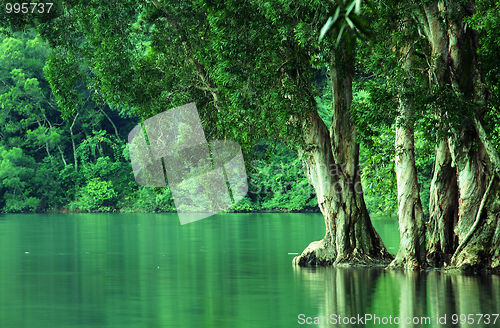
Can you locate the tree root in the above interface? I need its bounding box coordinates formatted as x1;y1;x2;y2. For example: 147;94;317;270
292;239;393;267
387;256;421;271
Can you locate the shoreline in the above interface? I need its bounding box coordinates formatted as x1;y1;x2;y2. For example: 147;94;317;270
34;206;323;214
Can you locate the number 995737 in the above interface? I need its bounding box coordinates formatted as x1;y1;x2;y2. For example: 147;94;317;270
451;314;499;325
5;3;53;14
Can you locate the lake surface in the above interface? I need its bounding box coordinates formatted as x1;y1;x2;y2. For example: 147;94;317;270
0;213;498;327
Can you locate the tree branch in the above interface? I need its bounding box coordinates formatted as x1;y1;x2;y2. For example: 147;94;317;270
99;106;121;141
148;0;222;110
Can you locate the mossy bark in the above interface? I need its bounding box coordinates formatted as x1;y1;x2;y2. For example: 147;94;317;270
389;95;426;270
426;141;459;267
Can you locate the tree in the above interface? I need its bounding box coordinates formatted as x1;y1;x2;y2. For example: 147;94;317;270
6;0;499;271
389;39;426;270
337;0;431;269
411;0;500;272
0;0;392;265
293;36;391;265
0;31;143;213
342;0;500;271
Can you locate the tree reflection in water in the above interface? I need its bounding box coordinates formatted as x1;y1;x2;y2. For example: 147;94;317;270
294;266;500;327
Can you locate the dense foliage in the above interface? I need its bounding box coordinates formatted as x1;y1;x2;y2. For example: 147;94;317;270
0;0;498;224
0;30;414;215
0;30;321;213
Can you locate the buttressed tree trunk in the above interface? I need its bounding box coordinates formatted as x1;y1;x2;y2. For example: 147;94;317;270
417;0;500;272
388;44;426;270
427;141;459;266
293;45;392;267
414;2;460;267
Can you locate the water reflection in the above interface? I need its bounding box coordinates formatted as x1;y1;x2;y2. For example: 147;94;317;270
294;266;500;327
0;213;327;328
1;214;498;328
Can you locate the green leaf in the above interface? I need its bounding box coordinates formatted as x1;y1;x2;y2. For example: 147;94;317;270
319;16;334;42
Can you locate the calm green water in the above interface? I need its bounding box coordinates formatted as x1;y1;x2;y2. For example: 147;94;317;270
0;213;498;328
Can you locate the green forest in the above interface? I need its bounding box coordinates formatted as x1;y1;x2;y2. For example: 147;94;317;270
0;31;410;215
1;0;500;272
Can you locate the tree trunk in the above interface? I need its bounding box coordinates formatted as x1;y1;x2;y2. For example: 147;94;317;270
389;93;426;270
442;1;500;272
99;106;121;141
446;122;499;271
57;145;68;166
70;112;79;172
387;35;426;270
293;45;392;267
426;140;458;267
413;2;460;268
417;0;500;272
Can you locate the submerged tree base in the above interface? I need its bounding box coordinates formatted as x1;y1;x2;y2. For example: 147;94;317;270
292;239;393;267
446;244;500;274
386;256;423;271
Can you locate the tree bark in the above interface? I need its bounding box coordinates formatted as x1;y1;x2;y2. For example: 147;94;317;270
446;121;497;271
426;141;458;267
70;112;79;172
441;1;500;272
417;0;500;272
293;45;392;267
387;35;426;270
389;92;426;270
413;2;461;268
